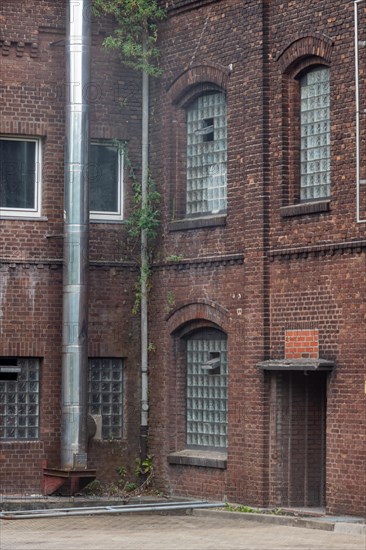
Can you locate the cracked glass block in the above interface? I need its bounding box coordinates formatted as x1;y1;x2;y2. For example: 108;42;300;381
7;416;17;426
91;393;101;404
186;92;227;215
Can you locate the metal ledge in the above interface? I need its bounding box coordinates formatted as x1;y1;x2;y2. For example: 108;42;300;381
42;468;96;496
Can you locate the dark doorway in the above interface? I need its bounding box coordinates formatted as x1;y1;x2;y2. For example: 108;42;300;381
269;371;327;507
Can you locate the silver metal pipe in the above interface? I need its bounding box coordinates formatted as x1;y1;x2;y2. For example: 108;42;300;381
140;35;149;455
355;0;366;223
61;0;92;469
0;501;225;520
0;500;210;516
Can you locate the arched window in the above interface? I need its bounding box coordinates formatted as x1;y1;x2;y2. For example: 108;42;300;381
186;328;227;448
186;92;227;215
277;36;333;214
299;66;330;201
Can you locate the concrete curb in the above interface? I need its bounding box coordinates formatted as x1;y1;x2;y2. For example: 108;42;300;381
192;509;366;536
2;497;365;536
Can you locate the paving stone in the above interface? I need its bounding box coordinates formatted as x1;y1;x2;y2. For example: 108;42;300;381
1;513;365;550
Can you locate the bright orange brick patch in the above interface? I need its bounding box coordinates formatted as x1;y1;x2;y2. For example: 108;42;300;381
285;329;319;359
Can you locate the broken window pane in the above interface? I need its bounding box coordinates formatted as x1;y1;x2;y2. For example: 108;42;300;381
88;358;124;439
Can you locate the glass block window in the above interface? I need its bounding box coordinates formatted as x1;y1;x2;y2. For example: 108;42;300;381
300;66;330;201
88;358;124;439
186;92;227;215
0;137;42;217
186;331;227;448
0;359;40;439
90;143;123;221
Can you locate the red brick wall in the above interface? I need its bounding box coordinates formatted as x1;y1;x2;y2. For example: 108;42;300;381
1;0;365;517
0;1;142;494
148;0;366;518
269;251;366;515
285;330;319;360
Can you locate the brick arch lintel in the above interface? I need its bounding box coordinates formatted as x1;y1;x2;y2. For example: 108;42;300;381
0;119;47;137
276;34;334;74
166;63;230;106
166;299;230;335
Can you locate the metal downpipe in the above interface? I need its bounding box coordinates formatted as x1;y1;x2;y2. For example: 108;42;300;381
61;0;91;470
140;36;149;461
355;0;366;223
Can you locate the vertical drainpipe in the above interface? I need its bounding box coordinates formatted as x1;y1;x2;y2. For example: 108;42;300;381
61;0;91;470
355;0;366;223
140;34;149;461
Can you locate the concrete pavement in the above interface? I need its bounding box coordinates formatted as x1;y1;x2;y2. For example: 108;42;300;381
1;511;365;550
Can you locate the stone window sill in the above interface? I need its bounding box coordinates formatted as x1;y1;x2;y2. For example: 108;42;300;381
167;449;227;469
168;214;226;232
0;216;48;222
167;0;220;15
280;200;331;218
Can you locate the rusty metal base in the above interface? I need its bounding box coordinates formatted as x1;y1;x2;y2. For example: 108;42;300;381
42;467;96;496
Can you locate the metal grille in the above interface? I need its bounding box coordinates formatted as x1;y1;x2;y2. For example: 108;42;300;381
186;93;227;215
0;359;40;439
186;336;227;448
300;66;330;201
88;358;123;439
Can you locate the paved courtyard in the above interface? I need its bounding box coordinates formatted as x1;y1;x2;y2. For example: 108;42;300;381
1;512;365;550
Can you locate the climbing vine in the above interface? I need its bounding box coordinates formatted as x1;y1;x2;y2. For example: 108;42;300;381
92;0;166;76
93;1;166;316
113;141;160;314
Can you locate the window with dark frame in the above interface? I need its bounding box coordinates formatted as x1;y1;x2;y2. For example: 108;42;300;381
88;358;124;439
0;358;40;440
89;143;123;221
186;92;227;216
186;329;227;449
0;137;41;217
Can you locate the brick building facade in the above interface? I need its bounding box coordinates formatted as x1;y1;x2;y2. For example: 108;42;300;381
0;1;142;493
1;0;365;517
148;0;366;517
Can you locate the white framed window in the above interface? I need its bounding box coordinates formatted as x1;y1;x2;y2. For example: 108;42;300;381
186;92;227;216
300;66;330;201
186;329;228;449
0;136;42;218
0;358;40;440
88;358;124;439
90;143;124;221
